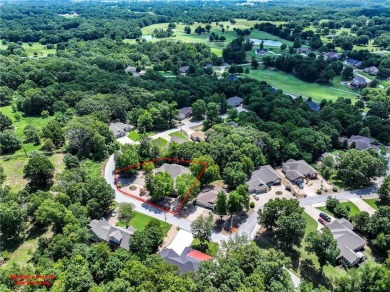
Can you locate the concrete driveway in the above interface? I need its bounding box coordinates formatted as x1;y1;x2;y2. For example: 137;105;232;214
348;198;376;215
303;205;334;230
166;229;194;255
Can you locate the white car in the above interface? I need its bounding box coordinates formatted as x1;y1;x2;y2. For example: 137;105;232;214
111;210;118;217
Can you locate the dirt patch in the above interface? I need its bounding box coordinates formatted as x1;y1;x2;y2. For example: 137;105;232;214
129;185;137;191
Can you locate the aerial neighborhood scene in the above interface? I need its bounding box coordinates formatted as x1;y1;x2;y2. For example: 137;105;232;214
1;0;390;291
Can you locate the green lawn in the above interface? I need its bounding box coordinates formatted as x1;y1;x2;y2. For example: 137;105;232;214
242;67;360;103
192;238;219;257
169;131;188;141
117;211;171;233
317;201;360;218
0;41;56;57
150;137;168;151
363;199;384;211
128;130;156;142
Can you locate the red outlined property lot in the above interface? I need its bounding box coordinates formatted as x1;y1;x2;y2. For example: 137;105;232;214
114;157;208;215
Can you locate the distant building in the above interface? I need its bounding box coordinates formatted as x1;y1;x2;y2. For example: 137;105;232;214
350;75;367;89
342;135;379;151
247;165;282;194
255;48;268;55
306;101;321;112
297;47;311;54
227;96;243;107
178;107;192;120
179;66;190;74
154;163;191;179
363;66;379;76
109;122;134;138
191;131;206;142
160;247;212;274
324;52;339;60
327;219;366;267
89;218;135;250
226;121;239;128
282;159;317;183
345;59;362;67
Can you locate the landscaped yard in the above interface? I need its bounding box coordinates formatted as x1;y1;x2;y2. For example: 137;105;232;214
242;67;361;103
128;130;156;142
150;137;168;151
317;201;360;217
192;238;219;257
117;211;171;233
363;198;384;211
169;131;188;141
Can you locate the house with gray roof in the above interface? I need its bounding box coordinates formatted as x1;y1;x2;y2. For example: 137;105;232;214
191;131;206;142
155;163;191;179
160;247;212;274
89;218;135;250
247;165;282;194
350;75;367;89
324;52;339;60
109;122;134;138
178;107;192;120
363;66;379;76
196;189;219;210
327;218;366;267
227;96;243;107
282;159;317;183
179;66;189;74
345;135;379;152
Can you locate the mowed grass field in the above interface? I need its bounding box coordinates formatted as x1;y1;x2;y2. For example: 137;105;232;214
117;211;171;233
242;66;361;103
0;41;56;57
316;201;361;217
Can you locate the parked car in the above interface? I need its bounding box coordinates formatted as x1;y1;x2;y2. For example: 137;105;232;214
252;194;259;201
318;217;327;225
111;209;118;217
297;182;304;189
319;212;331;222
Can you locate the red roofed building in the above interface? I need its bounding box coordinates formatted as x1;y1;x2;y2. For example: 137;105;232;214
187;249;213;261
160;247;213;273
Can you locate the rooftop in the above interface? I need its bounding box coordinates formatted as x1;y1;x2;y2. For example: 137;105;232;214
154;163;191;179
227;96;243;106
347;135;379;151
282;159;317;181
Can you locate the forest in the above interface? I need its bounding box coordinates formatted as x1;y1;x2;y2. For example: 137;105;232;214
1;1;390;292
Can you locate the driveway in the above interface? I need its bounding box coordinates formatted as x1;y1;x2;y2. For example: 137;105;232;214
165;229;194;255
348;198;376;215
303;206;326;230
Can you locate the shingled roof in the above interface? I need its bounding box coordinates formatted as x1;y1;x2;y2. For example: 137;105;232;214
282;159;317;181
155;163;191;179
247;165;282;193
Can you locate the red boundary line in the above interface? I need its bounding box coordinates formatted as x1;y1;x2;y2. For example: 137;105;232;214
114;157;208;215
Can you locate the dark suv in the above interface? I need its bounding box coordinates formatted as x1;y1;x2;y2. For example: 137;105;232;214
319;212;331;222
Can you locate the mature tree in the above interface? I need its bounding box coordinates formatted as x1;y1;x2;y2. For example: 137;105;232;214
257;198;303;230
369;206;390;252
215;191;228;220
146;171;174;200
63;154;80;169
118;203;134;228
0;112;13;131
0;164;6;185
337;149;385;188
23;125;40;144
23;154;54;190
251;57;259;69
191;99;207;120
223;162;247;189
42;120;65;147
137;110;153;132
190;155;221;185
114;144;140;176
203;102;223;130
0;86;14;106
350;211;370;233
305;228;340;269
190;213;215;247
34;199;68;228
341;66;354;80
143;161;155;174
175;173;200;200
277;212;306;247
241;156;254;175
227;107;238;120
0;130;21;154
0;201;27;239
378;175;390;201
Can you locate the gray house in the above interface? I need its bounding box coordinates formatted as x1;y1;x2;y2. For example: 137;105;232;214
160;247;212;274
155;163;191;179
179;66;190;74
196;189;219;210
178;107;192;120
363;66;379;76
344;135;379;151
350;76;367;89
247;165;282;194
327;218;366;267
282;159;317;183
227;96;243;107
109;122;134;138
89;218;135;250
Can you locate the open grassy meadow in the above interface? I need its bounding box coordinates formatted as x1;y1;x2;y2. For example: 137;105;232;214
0;41;56;57
242;66;361;103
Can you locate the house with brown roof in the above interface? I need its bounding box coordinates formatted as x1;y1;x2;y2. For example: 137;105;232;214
191;131;206;142
247;165;282;194
89;218;135;250
327;218;366;267
282;159;317;183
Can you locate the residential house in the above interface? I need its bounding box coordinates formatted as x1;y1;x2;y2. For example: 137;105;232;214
306;101;321;112
160;247;212;274
196;189;219;210
363;66;379;76
350;76;367;89
343;135;379;151
247;165;282;194
255;48;268;55
89;218;135;250
178;107;192;120
324;52;339;60
226;121;238;128
297;47;311;54
229;75;238;81
345;58;362;67
109;122;134;138
191;131;206;142
154;163;191;179
327;218;366;267
282;159;318;183
179;66;189;74
227;96;243;107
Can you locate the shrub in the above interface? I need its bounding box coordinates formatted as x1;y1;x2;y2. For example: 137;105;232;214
275;191;283;195
118;182;124;188
317;189;322;195
333;187;338;192
250;202;255;209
